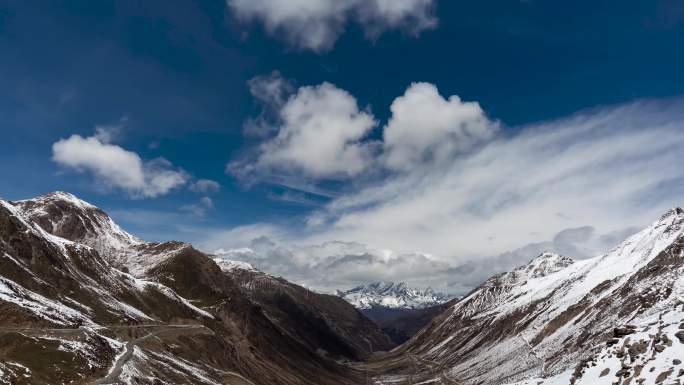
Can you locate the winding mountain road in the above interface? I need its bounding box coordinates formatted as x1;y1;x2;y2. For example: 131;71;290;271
91;324;212;385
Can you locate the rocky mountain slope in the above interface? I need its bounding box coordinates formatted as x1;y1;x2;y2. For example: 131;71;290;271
4;191;683;385
364;301;455;345
214;259;395;359
0;192;391;385
372;208;684;385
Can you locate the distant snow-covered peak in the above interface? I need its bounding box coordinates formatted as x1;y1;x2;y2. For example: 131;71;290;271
337;281;451;310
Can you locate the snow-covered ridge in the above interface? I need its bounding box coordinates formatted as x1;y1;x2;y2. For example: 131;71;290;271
212;257;258;273
395;207;684;385
9;192;192;277
13;191;142;256
1;194;214;325
337;281;451;310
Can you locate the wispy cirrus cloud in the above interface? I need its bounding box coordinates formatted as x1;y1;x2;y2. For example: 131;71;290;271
190;179;221;194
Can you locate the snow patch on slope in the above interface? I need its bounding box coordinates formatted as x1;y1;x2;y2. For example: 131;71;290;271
212;257;258;273
13;191;143;257
0;276;91;326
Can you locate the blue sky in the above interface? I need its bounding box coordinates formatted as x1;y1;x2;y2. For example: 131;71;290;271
2;0;684;292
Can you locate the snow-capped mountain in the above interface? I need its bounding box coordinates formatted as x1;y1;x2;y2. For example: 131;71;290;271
376;207;684;385
337;281;451;310
4;191;684;385
0;192;392;385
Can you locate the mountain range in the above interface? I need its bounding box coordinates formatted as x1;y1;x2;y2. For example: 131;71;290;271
0;192;391;384
336;281;451;310
1;191;683;385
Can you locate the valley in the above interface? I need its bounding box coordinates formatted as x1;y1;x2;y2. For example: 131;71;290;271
1;192;683;385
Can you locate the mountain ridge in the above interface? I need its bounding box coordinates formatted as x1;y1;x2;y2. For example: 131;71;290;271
0;191;393;384
371;206;684;385
337;281;452;310
3;190;683;385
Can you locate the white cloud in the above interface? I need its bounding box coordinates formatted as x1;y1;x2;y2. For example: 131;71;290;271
206;221;640;294
209;238;454;293
190;179;221;194
52;131;189;198
93;124;122;143
229;82;377;180
305;100;684;260
228;0;437;52
248;71;294;109
181;196;215;217
215;98;684;293
232;80;499;182
243;71;295;138
382;82;499;171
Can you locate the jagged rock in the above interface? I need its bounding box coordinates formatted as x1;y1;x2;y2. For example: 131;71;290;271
655;368;673;383
675;331;684;343
628;341;648;357
615;327;637;338
634;364;644;376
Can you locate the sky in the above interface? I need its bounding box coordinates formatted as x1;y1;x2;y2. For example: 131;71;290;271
1;0;684;294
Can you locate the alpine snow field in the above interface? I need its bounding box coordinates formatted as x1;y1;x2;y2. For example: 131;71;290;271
1;192;683;385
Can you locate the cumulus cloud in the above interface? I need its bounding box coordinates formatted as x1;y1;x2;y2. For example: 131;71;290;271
190;179;221;194
382;82;498;171
232;80;497;183
52;130;189;198
215;98;684;293
228;0;437;52
229;82;377;180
